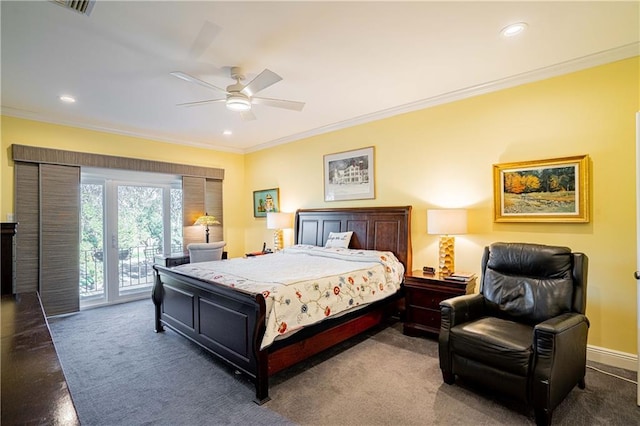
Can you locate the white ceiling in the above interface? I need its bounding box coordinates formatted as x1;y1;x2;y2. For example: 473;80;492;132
2;1;638;154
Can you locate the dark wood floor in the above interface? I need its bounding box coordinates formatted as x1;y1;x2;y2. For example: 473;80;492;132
1;292;79;425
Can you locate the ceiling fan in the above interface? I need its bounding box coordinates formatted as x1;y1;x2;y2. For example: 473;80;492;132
170;66;305;121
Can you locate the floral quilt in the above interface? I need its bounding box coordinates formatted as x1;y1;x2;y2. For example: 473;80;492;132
172;245;405;349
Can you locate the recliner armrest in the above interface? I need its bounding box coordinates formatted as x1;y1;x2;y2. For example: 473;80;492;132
440;293;485;329
535;312;589;335
438;293;485;376
532;312;590;413
534;312;589;362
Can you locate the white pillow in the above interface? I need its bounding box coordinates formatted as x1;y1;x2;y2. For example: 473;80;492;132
325;231;353;248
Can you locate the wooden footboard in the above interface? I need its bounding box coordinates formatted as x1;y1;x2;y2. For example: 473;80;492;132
152;265;270;402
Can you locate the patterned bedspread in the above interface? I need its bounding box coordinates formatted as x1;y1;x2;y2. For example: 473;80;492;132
172;245;405;349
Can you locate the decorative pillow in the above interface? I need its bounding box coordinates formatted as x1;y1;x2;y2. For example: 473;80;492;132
324;231;353;248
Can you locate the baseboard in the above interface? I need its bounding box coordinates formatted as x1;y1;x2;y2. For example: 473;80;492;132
587;345;638;372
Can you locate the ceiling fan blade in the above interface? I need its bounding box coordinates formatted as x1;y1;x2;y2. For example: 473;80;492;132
176;99;225;107
170;72;227;94
241;69;282;97
188;20;221;59
239;110;256;121
252;97;305;111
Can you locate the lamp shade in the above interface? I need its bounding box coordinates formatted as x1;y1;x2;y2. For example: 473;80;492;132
266;212;293;230
226;94;251;112
194;213;220;226
427;209;467;235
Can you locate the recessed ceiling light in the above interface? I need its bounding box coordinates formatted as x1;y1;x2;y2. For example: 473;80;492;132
59;95;76;103
501;22;528;38
223;130;232;136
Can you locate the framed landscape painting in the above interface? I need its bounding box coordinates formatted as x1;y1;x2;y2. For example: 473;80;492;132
324;146;375;201
493;155;589;223
253;188;280;218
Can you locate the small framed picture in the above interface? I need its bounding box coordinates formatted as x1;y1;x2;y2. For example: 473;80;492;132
324;146;375;202
253;188;280;218
493;155;590;222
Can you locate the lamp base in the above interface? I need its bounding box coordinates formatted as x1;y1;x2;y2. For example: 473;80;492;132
273;229;283;251
438;236;455;276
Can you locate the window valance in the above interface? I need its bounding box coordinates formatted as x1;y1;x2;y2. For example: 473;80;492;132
11;144;224;180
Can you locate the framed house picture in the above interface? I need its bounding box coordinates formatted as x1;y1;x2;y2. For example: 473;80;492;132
253;188;280;218
493;155;590;223
324;146;375;202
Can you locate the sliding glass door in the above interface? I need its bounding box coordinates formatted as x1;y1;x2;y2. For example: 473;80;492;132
113;184;164;299
80;169;182;308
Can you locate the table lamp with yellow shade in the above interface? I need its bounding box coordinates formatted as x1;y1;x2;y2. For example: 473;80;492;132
194;213;220;243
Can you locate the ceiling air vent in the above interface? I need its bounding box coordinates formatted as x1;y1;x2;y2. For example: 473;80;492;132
51;0;95;16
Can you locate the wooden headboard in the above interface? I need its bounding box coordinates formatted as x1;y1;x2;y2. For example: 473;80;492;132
295;206;412;272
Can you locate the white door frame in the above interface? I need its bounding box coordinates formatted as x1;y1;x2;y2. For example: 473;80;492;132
106;180;173;303
635;111;640;406
80;169;180;308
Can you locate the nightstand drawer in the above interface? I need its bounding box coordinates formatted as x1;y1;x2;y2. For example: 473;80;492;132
407;307;441;330
408;290;449;310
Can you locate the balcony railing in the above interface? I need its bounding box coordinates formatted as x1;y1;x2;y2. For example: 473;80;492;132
80;245;182;297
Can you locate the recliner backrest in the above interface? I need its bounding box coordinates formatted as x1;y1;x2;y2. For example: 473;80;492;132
480;242;577;324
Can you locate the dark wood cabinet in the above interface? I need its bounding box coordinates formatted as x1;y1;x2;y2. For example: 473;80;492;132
1;223;18;295
403;270;476;336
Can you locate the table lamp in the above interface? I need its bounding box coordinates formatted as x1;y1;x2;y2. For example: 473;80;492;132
194;212;220;243
266;212;293;251
427;209;467;276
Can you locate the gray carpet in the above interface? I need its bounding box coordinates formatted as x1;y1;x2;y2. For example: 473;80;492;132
48;299;639;425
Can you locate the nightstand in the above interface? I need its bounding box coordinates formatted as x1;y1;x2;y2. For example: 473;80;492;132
154;253;190;267
403;270;476;337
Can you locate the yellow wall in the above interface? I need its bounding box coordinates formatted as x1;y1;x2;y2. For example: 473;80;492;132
1;57;638;355
246;57;639;355
0;118;247;258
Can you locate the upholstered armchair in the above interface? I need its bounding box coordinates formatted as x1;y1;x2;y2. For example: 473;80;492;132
439;242;589;426
187;241;226;263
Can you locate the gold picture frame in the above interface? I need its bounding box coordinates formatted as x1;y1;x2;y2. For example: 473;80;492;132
493;155;590;223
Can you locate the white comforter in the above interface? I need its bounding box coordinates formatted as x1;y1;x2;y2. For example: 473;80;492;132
172;245;405;349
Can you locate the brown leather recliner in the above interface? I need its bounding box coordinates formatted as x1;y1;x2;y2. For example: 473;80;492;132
438;242;589;426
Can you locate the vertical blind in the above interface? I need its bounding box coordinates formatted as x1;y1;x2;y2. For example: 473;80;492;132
183;177;224;247
14;162;39;293
39;164;80;316
182;176;205;248
205;179;223;242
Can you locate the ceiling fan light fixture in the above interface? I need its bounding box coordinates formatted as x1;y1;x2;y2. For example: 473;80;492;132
226;94;251;112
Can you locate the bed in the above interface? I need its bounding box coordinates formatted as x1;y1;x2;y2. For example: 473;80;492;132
152;206;412;403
